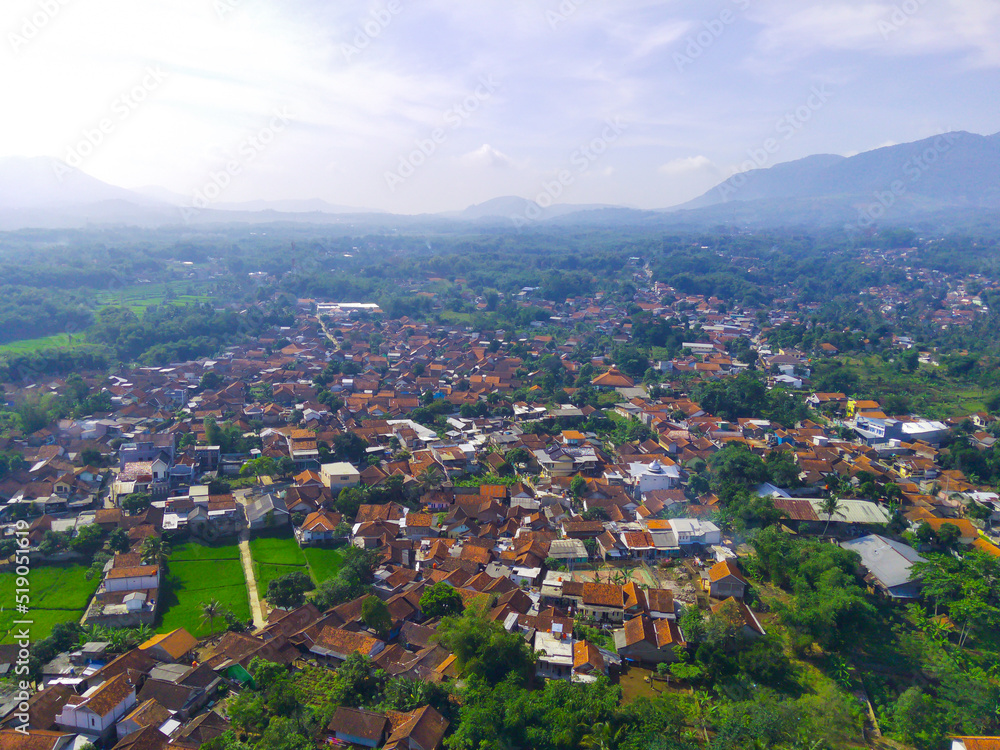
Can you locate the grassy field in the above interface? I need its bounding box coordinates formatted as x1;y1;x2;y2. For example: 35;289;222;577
249;536;308;566
157;540;249;637
250;535;346;591
0;564;100;643
0;333;88;355
437;311;475;324
170;540;242;562
250;535;309;593
95;282;214;313
303;547;346;585
840;355;988;419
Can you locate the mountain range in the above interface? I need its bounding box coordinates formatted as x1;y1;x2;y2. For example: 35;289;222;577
1;130;998;231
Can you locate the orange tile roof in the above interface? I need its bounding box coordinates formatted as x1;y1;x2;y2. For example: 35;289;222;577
707;559;747;584
952;739;1000;750
80;672;133;716
139;629;197;659
581;582;623;608
972;538;1000;557
573;640;604;671
924;517;978;539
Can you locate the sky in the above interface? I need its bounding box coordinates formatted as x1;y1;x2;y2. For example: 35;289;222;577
2;0;1000;214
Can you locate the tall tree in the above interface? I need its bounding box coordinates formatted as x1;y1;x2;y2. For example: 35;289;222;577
819;494;843;536
139;535;170;566
201;599;222;634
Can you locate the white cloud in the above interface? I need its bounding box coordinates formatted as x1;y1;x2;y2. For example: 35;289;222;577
658;155;717;176
0;0;995;212
749;0;1000;65
460;144;514;168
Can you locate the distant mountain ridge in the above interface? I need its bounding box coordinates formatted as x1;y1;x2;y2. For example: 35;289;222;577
676;131;1000;213
1;131;998;230
0;156;158;209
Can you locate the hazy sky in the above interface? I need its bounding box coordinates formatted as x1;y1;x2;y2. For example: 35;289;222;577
3;0;999;213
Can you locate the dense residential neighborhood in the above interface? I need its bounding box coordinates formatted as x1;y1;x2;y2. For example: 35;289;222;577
1;243;1000;750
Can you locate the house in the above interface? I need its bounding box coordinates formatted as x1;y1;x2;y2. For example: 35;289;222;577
296;510;344;546
532;447;576;478
918;517;979;546
55;672;136;741
115;698;172;740
571;639;621;683
244;494;289;530
620;531;657;561
645;588;676;619
383;705;449;750
841;534;926;601
0;729;77;750
951;738;1000;750
558;581;646;625
105;566;160;593
667;518;721;549
167;709;231;749
401;512;438;540
613;614;685;664
533;630;575;681
702;559;748;600
307;626;385;663
320;462;362;492
547;538;589;566
710;598;766;639
135;668;213;721
591;368;635;390
326;707;389;748
138;629;197;663
628;459;680;496
112;726;171;750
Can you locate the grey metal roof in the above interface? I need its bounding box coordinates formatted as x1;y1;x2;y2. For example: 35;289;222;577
842;534;925;589
245;493;287;523
807;498;890;525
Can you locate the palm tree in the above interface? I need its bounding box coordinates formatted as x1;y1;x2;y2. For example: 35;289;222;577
819;494;843;536
418;465;444;494
201;599;222;634
610;567;635;586
139;535;171;567
581;722;621;750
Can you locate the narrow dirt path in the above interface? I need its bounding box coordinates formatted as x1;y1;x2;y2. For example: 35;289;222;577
238;528;266;629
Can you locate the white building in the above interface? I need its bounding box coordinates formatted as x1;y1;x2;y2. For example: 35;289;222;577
55;673;136;741
104;565;160;593
534;630;574;681
667;518;721;547
628;460;680;495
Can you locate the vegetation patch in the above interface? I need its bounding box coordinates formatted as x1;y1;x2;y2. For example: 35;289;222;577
0;564;99;643
157;556;250;637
